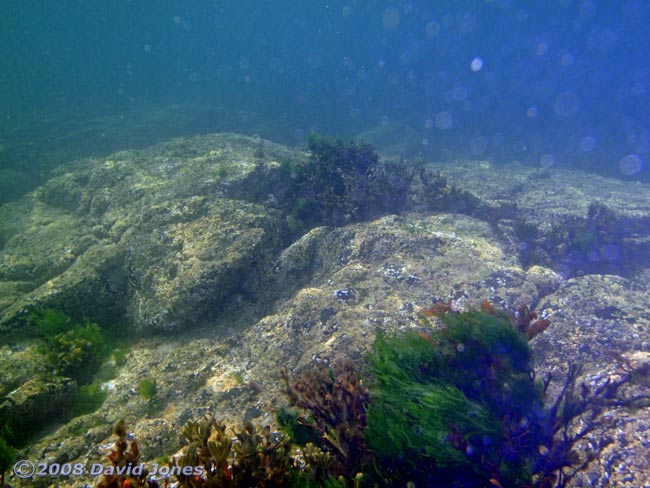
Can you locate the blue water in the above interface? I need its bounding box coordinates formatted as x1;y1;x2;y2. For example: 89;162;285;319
1;1;649;190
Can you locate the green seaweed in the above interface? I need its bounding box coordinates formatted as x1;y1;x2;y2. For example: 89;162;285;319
364;310;543;486
30;308;110;384
0;435;15;488
72;382;107;416
137;377;157;400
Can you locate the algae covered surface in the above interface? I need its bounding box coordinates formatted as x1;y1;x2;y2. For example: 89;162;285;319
0;132;649;487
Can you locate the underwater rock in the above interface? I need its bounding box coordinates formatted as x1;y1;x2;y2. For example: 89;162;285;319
0;376;77;443
2;133;650;486
432;160;650;277
125;197;287;332
0;133;302;332
531;273;650;487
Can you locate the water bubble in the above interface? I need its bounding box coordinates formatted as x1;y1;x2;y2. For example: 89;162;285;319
425;20;440;39
536;42;549;55
470;136;488;156
618;154;643;175
435;111;453;130
422;138;429;146
382;7;400;31
424;118;434;129
143;44;152;53
554;90;580;117
560;52;575;66
526;106;538;118
380;115;391;126
579;136;597;152
173;15;182;24
540;154;555;168
453;86;468;101
631;82;646;97
513;140;527;153
470;57;484;72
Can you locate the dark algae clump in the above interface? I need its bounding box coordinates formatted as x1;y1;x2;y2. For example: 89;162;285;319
285;134;389;230
280;134;478;235
0;435;15;488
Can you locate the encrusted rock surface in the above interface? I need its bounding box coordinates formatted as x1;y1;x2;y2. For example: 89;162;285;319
432;160;650;277
1;132;649;487
0;133;303;332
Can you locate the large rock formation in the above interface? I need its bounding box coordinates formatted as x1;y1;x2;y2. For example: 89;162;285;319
1;132;649;487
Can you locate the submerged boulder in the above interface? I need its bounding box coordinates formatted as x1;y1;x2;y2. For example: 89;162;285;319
0;133;304;332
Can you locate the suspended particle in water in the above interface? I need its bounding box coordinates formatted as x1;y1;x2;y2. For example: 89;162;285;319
382;7;400;31
560;52;575;66
540;154;555;168
579;136;597;152
470;136;488;156
470;57;484;72
425;20;440;39
618;154;643;176
513;140;527;153
453;85;468;101
554;90;580;117
435;111;453;129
